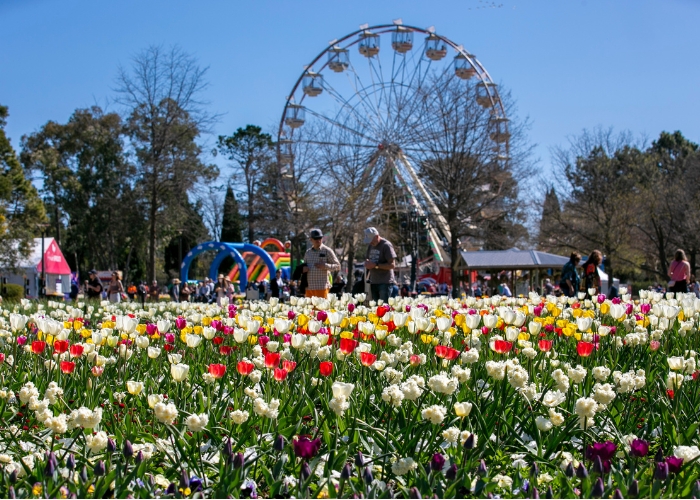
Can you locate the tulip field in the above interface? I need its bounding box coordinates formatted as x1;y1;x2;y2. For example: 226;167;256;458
0;291;700;498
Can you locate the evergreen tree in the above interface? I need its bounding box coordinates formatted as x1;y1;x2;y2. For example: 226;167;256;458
221;184;243;242
0;105;46;267
538;187;562;251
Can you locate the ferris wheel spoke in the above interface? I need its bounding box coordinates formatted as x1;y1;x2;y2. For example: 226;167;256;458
294;139;377;149
368;52;391;130
346;59;385;132
303;107;376;143
321;77;379;133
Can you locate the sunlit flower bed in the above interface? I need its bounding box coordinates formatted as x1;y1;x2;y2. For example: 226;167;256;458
0;289;699;498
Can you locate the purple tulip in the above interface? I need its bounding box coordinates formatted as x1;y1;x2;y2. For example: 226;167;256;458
288;310;296;320
654;461;669;480
175;317;187;330
292;435;321;459
283;334;292;343
430;453;445;472
146;323;157;335
665;456;683;474
629;439;649;458
587;441;616;473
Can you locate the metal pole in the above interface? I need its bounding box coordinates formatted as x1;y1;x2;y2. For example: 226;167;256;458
178;231;183;279
40;232;45;298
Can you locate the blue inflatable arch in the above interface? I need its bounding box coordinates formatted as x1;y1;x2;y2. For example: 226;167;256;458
180;241;279;292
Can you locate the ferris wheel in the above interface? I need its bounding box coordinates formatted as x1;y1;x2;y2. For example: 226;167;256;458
278;20;510;264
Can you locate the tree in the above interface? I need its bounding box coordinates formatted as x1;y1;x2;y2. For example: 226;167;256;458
551;128;644;281
0;105;46;267
217;125;274;242
412;76;533;296
21;107;145;277
220;184;243;243
538;187;562;252
115;45;219;281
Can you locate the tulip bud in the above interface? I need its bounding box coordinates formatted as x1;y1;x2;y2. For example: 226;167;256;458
166;483;176;496
546;486;554;499
341;463;353;480
224;438;233;459
654;448;664;463
445;464;458;481
135;451;144;465
531;487;540;499
613;489;624;499
564;462;574;477
66;454;75;471
530;462;539;478
409;487;422;499
232;452;244;469
180;469;190;488
301;461;312;481
44;456;56;477
590;477;604;498
363;466;373;484
107;438;117;453
122;440;133;459
576;463;588;479
654;461;668;481
80;466;88;482
628;480;639;498
431;453;446;472
477;459;488;477
8;487;15;499
9;470;17;484
464;433;476;450
355;451;365;467
93;460;105;477
273;435;286;452
592;455;604;475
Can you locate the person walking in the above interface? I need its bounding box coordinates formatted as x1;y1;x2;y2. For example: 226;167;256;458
149;281;160;302
270;269;284;300
85;270;103;300
107;271;124;303
171;278;181;302
303;228;340;299
582;250;603;296
668;249;691;294
363;227;397;303
560;252;581;297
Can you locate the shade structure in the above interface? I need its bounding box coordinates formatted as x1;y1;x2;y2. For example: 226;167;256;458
457;248;570;271
35;238;72;275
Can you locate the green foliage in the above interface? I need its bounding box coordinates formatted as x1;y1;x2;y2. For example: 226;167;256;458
220;184;243;243
0;105;46;268
1;283;23;301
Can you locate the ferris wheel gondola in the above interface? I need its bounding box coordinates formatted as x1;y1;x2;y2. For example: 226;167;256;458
278;21;510;264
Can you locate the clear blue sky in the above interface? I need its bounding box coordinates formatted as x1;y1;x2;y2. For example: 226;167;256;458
2;0;699;179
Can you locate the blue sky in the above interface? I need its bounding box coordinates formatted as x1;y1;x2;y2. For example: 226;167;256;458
1;0;699;182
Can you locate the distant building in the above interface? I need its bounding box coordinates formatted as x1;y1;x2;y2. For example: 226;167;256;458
0;238;72;298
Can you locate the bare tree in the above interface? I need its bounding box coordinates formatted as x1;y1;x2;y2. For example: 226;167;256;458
115;45;219;281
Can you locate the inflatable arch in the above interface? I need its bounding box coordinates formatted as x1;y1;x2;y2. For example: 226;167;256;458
180;241;278;291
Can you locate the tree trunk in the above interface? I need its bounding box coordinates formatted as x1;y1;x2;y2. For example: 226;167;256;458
347;244;355;292
54;205;61;246
149;178;158;283
451;231;461;299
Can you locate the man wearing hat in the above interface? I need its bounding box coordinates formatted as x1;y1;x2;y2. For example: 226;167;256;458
303;228;340;298
85;270;103;300
364;227;397;303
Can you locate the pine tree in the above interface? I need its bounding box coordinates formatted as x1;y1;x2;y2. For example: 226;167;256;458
538;187;561;252
0;105;46;267
221;184;243;242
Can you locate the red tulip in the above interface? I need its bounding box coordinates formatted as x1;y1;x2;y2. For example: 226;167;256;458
492;340;513;354
282;360;297;372
376;305;389;318
69;344;84;357
31;341;46;354
164;344;175;352
60;361;76;374
538;340;553;352
577;341;594;357
53;340;69;354
236;360;255;375
319;361;333;377
219;345;233;356
435;345;459;360
273;368;288;381
316;310;328;322
265;352;280;369
0;353;4;364
208;363;226;379
339;338;358;355
410;354;422;366
213;336;224;345
360;352;377;367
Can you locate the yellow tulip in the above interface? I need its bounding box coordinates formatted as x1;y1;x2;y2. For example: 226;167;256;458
679;311;685;321
121;333;128;340
202;317;212;327
213;316;221;321
572;308;583;318
454;314;465;327
546;303;555;312
420;334;434;344
551;307;562;317
266;317;274;325
583;309;595;319
574;332;582;341
64;321;72;329
518;332;530;341
248;335;258;345
136;324;147;335
193;326;203;335
339;318;350;329
340;331;354;339
73;320;83;331
297;314;309;327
